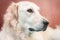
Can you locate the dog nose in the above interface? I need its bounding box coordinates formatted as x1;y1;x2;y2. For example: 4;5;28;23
43;19;49;25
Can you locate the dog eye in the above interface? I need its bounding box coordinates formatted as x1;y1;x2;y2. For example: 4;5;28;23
27;9;33;13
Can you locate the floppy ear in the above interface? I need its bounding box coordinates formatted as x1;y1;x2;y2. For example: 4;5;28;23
4;2;18;27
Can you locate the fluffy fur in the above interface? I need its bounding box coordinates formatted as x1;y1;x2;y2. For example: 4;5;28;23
36;25;60;40
45;25;60;40
0;1;48;40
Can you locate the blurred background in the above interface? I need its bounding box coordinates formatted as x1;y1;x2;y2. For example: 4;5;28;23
0;0;60;30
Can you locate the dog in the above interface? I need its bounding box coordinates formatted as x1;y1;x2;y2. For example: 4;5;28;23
0;1;49;40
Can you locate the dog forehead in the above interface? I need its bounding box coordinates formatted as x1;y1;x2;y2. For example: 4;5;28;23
17;1;40;10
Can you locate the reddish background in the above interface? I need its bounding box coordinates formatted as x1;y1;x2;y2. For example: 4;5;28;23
0;0;60;29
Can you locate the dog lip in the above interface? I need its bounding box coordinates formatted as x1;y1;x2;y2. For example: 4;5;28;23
29;28;35;31
29;28;43;32
29;27;47;32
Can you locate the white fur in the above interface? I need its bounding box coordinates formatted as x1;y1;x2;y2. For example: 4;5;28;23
0;1;48;40
38;25;60;40
50;26;60;40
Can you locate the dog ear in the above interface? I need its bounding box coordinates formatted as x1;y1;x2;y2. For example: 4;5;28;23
4;2;18;27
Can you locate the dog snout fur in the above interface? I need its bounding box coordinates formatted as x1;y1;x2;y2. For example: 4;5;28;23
28;19;49;32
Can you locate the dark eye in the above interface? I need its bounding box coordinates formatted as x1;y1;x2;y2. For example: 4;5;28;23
27;9;33;13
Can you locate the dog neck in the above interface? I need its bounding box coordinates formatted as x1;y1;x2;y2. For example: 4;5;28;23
1;23;33;40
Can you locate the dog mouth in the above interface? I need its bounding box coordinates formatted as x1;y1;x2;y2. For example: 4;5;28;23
29;28;42;32
29;25;48;32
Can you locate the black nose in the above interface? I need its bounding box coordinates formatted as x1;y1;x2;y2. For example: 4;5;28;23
43;20;49;25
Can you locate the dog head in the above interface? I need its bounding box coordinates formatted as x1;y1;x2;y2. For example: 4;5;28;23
5;1;49;32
